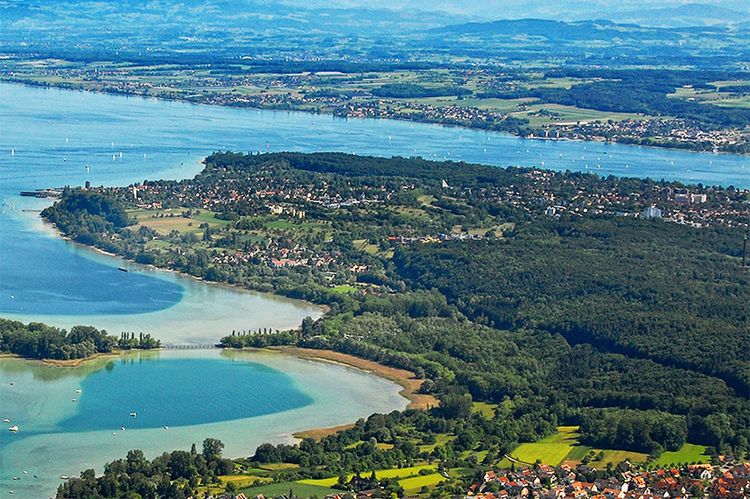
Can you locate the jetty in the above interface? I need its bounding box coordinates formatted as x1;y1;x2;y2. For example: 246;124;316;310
19;189;62;199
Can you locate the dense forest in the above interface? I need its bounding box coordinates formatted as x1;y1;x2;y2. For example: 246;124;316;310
392;218;750;395
0;319;160;360
42;189;132;247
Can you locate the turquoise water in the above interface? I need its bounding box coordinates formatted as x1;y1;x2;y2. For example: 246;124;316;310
60;357;312;432
0;350;408;497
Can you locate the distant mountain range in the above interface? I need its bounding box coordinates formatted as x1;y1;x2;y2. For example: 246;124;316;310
1;0;748;65
429;17;746;39
614;3;750;26
281;0;750;27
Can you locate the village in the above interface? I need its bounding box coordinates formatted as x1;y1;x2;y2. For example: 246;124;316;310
463;461;750;499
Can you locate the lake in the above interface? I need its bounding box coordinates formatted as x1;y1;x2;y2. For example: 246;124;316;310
0;81;748;497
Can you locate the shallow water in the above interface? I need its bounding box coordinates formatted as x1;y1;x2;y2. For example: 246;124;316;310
0;350;408;497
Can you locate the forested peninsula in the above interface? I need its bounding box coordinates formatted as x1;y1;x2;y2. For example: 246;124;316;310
41;152;750;497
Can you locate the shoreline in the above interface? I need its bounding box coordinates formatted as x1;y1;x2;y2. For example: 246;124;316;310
0;348;153;368
39;350;131;367
276;346;439;410
2;78;746;160
271;346;439;441
35;216;328;325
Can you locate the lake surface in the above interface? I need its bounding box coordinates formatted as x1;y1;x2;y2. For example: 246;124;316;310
0;82;748;496
0;350;408;498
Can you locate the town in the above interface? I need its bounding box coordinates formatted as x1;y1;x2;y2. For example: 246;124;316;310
466;461;750;499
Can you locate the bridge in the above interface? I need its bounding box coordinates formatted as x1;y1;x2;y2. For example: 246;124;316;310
162;343;220;350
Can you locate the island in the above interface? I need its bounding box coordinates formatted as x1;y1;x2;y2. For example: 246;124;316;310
0;319;160;364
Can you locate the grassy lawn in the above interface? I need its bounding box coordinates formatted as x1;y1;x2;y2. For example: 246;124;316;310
419;433;454;453
129;208;230;236
653;444;710;467
197;474;271;496
510;427;651;468
299;464;437;488
259;463;301;472
399;473;446;494
510;426;579;466
239;480;341;498
330;284;357;295
589;449;649;468
472;401;498;419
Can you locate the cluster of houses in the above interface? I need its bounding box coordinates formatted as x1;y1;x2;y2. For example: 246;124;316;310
333;100;511;131
387;232;486;245
210;243;343;272
467;462;750;499
133;168;394;215
543;118;748;154
466;170;747;229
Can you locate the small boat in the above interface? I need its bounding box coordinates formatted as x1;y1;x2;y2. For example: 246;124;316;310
8;426;19;432
60;475;69;480
12;477;19;481
130;412;137;417
118;267;129;273
163;426;169;430
71;399;77;403
2;419;9;423
75;388;82;394
121;426;126;431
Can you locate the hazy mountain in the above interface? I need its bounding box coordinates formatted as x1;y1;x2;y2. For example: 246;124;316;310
280;0;750;24
2;0;748;65
424;17;750;67
614;3;750;27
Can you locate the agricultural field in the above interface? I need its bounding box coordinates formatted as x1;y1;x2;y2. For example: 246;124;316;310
128;208;231;236
510;426;580;466
653;444;711;467
510;103;645;126
399;473;447;494
239;480;341;498
508;426;651;468
299;464;438;488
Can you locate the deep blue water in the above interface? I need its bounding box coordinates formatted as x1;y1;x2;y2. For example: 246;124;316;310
57;357;313;433
1;215;184;315
0;82;748;318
